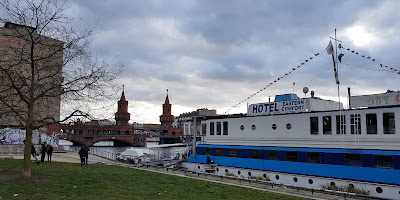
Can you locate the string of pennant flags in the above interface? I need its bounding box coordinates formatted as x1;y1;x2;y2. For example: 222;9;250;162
223;50;325;114
223;40;400;114
338;43;400;75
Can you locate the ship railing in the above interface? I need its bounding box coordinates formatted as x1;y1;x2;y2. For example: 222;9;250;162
145;167;378;200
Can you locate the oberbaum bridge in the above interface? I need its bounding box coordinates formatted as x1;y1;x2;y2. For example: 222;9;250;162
58;91;179;147
58;91;148;147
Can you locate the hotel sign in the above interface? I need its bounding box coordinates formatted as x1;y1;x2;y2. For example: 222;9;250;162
248;99;306;116
350;92;400;108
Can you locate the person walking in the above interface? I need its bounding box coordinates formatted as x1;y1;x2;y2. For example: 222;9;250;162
79;146;86;166
84;144;90;165
31;143;40;164
47;143;53;163
40;142;47;163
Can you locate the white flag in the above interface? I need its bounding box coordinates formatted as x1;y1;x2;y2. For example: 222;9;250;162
327;41;334;55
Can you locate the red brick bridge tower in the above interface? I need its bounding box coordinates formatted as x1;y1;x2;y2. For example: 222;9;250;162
160;89;174;130
115;86;130;125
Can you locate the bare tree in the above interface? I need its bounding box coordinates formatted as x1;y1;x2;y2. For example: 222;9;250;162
0;0;119;178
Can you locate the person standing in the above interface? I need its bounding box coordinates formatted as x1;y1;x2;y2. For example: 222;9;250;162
84;144;90;165
31;143;40;164
79;146;86;166
47;144;54;163
40;142;47;163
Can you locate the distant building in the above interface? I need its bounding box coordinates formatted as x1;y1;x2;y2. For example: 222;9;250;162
0;22;62;128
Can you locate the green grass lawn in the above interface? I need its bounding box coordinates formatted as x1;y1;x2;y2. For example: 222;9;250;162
0;159;309;200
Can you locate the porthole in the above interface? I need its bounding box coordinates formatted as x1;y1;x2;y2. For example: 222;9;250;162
308;179;313;184
275;175;279;180
330;182;336;186
248;172;252;176
240;125;244;131
293;177;298;182
238;171;241;175
286;123;291;130
376;187;383;194
252;125;256;130
225;169;229;173
272;124;277;130
197;166;200;169
216;168;219;172
263;174;267;178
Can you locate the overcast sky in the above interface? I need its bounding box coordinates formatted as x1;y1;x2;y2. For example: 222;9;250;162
64;0;400;124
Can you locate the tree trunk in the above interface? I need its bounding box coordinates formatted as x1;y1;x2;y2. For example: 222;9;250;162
22;125;33;178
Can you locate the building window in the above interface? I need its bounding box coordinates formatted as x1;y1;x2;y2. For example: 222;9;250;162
267;150;279;160
286;151;298;162
215;148;224;156
307;152;321;163
345;154;362;167
310;117;318;135
366;114;377;134
204;148;212;155
323;116;332;134
210;122;214;135
336;115;346;134
374;155;394;169
250;149;261;159
383;112;395;134
351;114;361;134
217;122;222;135
202;123;207;135
223;121;228;135
228;149;237;157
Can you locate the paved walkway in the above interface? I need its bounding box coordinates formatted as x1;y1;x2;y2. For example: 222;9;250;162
5;152;368;200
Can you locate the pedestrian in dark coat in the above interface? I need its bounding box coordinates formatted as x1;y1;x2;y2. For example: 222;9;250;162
47;144;54;162
31;143;40;164
79;146;86;166
84;145;90;165
40;142;47;163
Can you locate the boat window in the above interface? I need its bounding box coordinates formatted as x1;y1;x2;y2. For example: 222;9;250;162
223;121;228;135
228;149;237;157
310;117;318;135
286;123;291;130
345;154;362;167
323;116;332;134
250;150;261;159
267;150;279;160
202;123;207;135
307;152;321;163
350;114;361;134
215;148;224;156
366;114;377;134
336;115;346;134
383;112;395;134
240;125;244;131
374;155;394;169
286;151;298;162
251;125;256;130
217;122;222;135
210;122;215;135
204;148;212;155
272;124;277;130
